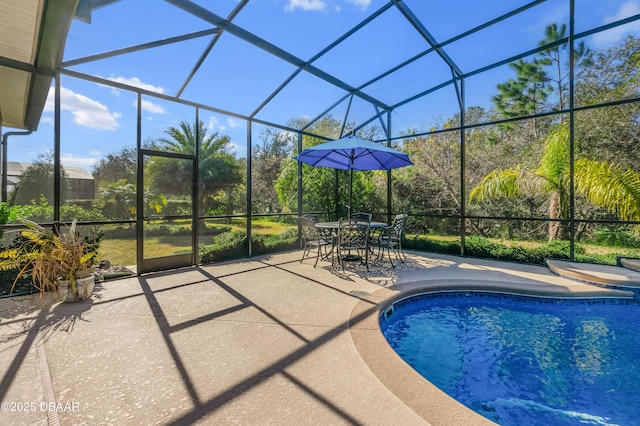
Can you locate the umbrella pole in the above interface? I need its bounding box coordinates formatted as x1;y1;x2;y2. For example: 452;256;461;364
342;168;360;262
334;169;339;219
349;169;353;218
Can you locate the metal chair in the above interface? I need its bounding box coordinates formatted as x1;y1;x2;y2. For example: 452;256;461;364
374;213;408;267
350;212;372;224
298;216;333;267
350;213;372;248
335;218;370;271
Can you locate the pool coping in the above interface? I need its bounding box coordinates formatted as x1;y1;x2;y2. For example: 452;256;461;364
348;278;635;426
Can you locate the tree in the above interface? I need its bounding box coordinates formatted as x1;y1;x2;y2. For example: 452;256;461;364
252;128;293;213
146;120;243;216
274;115;383;217
573;160;640;222
91;146;137;187
491;23;592;138
574;35;640;167
96;180;136;220
537;23;592;111
399;124;461;217
10;152;67;206
492;58;552;138
470;123;640;241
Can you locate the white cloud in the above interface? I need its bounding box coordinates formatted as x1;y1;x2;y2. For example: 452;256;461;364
346;0;371;10
226;118;242;129
44;87;121;130
139;99;165;114
207;116;225;132
61;153;98;168
40;116;54;125
283;0;371;13
604;1;640;24
106;75;167;94
593;1;640;46
285;0;326;12
529;4;569;34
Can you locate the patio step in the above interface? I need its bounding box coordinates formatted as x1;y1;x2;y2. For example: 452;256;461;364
546;259;640;290
619;257;640;273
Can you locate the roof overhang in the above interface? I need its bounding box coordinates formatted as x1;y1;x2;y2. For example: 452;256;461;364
0;0;79;131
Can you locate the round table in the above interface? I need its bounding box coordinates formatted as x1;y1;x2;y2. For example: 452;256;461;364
315;221;388;229
315;221;388;262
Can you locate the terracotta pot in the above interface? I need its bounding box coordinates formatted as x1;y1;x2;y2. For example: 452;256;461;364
56;275;95;303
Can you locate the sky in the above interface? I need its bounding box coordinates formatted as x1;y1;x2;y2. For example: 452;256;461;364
6;0;640;172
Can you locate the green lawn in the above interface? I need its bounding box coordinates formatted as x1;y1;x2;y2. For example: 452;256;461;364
98;220;640;268
97;218;296;266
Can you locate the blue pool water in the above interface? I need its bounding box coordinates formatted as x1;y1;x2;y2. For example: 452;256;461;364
380;292;640;426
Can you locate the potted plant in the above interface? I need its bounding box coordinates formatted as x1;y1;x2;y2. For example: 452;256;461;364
0;219;98;302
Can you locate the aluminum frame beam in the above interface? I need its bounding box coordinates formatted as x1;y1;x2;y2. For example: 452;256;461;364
164;0;390;111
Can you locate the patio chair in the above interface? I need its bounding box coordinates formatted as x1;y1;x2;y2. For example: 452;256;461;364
298;216;333;267
350;212;372;224
374;213;408;267
302;213;319;222
335;218;370;271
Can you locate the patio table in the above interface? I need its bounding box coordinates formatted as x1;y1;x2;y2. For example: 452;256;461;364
315;221;388;230
315;221;388;262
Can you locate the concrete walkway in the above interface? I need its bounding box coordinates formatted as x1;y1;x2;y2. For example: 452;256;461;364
0;251;633;426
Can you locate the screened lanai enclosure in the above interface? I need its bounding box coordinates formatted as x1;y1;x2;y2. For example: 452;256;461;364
1;0;640;280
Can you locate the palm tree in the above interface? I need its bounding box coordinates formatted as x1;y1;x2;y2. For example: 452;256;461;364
574;159;640;222
147;120;243;216
470;122;640;241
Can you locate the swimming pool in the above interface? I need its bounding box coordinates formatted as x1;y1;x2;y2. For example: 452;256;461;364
380;291;640;426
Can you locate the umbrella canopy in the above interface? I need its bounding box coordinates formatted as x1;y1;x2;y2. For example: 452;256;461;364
294;136;413;171
294;136;413;213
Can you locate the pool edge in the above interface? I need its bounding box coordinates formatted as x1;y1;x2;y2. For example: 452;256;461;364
348;279;634;426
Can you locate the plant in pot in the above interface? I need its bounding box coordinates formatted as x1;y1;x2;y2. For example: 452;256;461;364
0;219;98;302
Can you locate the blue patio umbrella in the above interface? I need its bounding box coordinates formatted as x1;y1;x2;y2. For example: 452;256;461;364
294;136;413;212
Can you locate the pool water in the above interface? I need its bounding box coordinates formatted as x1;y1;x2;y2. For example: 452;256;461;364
380;292;640;426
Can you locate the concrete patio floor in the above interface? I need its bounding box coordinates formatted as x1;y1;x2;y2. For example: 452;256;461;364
0;250;634;426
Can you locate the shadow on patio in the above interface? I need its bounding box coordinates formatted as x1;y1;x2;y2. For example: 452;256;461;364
0;250;628;425
0;251;428;425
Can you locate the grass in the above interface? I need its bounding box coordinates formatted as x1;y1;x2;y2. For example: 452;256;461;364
96;219;640;269
97;219;296;266
97;238;136;266
205;217;294;234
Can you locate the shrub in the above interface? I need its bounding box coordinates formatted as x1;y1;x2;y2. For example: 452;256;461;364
252;227;298;255
200;227;299;263
464;235;503;259
101;225;136;239
200;230;247;263
403;234;580;265
143;224;192;238
591;226;640;248
403;235;459;254
200;224;232;236
164;200;192;216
